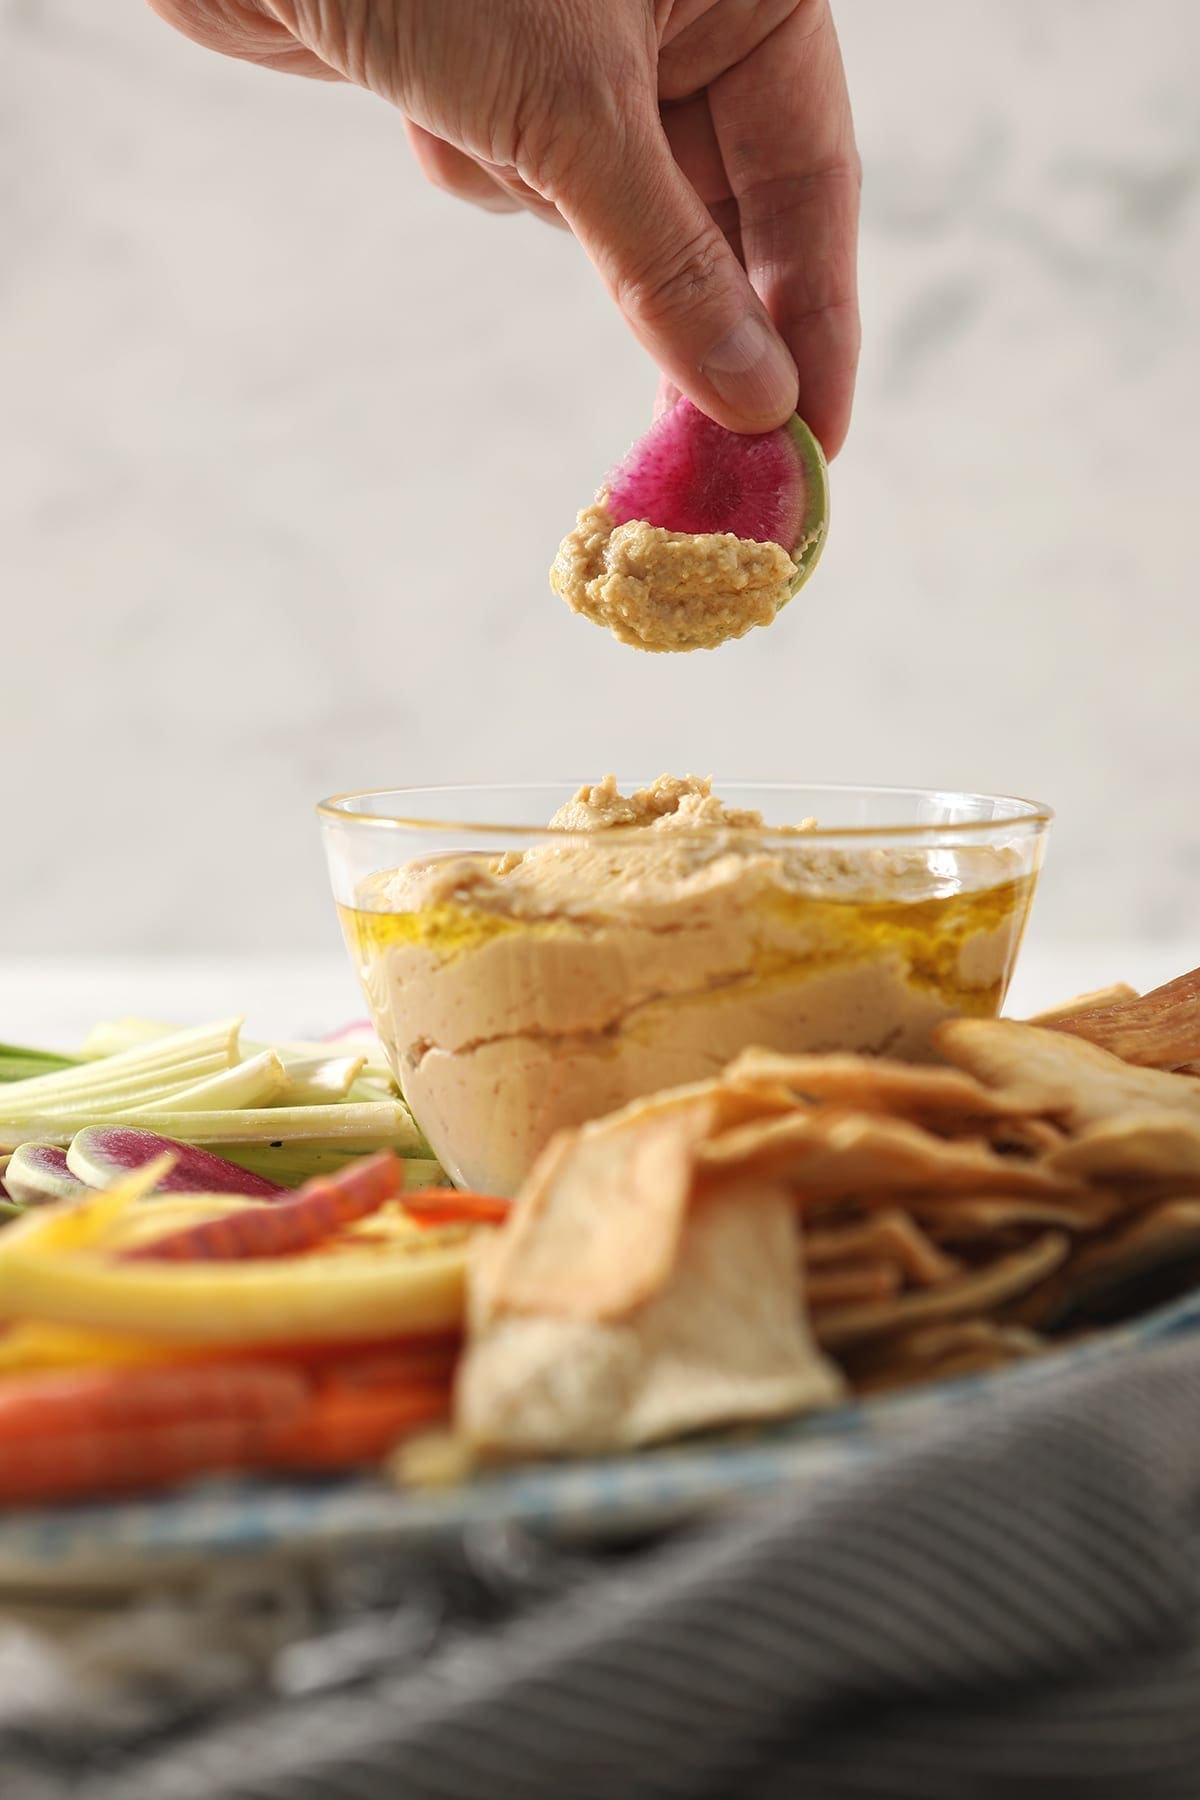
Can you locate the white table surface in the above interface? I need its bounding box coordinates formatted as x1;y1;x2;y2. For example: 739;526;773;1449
2;940;1197;1054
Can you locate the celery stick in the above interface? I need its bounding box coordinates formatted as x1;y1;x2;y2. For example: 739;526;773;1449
0;1044;79;1083
0;1021;242;1107
282;1046;395;1086
133;1101;427;1150
78;1019;178;1060
0;1100;427;1157
273;1054;366;1105
221;1145;447;1189
390;1156;446;1190
80;1017;399;1089
0;1054;236;1117
140;1051;289;1115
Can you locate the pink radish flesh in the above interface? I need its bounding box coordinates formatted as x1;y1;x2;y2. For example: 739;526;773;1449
5;1144;91;1206
67;1127;286;1198
604;398;808;547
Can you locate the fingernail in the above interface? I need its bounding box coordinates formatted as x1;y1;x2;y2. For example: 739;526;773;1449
702;315;798;426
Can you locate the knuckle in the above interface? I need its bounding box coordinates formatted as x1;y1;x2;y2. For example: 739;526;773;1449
617;223;729;330
510;31;652;193
736;157;862;229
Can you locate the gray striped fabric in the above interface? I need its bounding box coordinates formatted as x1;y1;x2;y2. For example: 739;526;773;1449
8;1332;1200;1800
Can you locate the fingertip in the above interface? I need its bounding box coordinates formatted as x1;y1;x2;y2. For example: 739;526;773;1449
794;337;860;458
682;383;798;435
802;398;849;461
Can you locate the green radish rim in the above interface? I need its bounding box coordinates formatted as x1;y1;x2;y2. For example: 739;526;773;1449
783;416;830;600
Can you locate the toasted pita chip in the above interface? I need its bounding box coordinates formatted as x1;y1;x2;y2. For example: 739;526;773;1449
1028;984;1139;1025
935;1019;1200;1130
986;1117;1066;1156
1012;1198;1200;1330
812;1231;1068;1350
699;1106;1078;1200
458;1178;844;1458
804;1210;961;1286
1043;967;1200;1070
1047;1111;1200;1184
849;1320;1045;1394
805;1260;903;1308
907;1190;1123;1237
484;1091;718;1323
725;1048;1021;1128
885;1319;1045;1363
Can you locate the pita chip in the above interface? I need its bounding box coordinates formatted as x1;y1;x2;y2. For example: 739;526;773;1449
804;1260;904;1308
482;1089;721;1323
1015;1199;1200;1330
1042;967;1200;1070
458;1177;844;1459
804;1210;961;1286
1047;1111;1200;1184
935;1019;1200;1130
699;1105;1078;1199
725;1048;1020;1129
849;1320;1045;1394
813;1231;1068;1350
1028;983;1139;1026
906;1189;1123;1236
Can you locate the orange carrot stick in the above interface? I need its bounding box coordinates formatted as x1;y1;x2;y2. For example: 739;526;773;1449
0;1416;286;1506
266;1384;451;1472
311;1346;461;1391
198;1333;461;1379
0;1362;308;1442
400;1189;510;1227
0;1372;452;1507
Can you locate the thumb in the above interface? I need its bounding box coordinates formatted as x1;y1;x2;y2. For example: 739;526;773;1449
557;121;799;433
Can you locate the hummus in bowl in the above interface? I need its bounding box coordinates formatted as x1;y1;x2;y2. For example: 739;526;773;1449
319;779;1051;1196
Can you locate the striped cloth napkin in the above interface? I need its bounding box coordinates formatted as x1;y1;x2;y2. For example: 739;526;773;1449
8;1329;1200;1800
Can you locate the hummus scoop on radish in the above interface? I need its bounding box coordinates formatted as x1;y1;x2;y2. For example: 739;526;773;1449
550;394;828;653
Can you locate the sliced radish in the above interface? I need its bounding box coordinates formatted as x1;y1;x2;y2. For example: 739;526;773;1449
5;1144;91;1206
604;396;829;596
67;1127;286;1198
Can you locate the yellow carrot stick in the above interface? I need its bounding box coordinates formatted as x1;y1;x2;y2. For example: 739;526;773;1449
0;1238;466;1344
0;1321;195;1375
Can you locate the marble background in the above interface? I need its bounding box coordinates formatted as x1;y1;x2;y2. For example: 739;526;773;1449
2;0;1197;956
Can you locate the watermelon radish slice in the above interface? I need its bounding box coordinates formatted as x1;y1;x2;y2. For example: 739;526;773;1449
5;1144;91;1206
67;1127;286;1198
603;396;829;597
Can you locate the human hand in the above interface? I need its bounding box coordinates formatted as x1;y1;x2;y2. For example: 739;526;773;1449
147;1;860;450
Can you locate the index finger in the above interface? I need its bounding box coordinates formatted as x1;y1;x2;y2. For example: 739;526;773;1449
709;0;861;456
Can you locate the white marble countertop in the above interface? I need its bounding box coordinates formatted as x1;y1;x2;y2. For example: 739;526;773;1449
2;942;1196;1054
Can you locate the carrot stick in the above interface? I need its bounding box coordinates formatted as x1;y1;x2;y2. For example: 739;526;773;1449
0;1372;452;1506
0;1416;285;1506
0;1322;462;1377
121;1150;403;1263
0;1362;308;1442
400;1189;510;1227
267;1384;451;1472
311;1345;460;1391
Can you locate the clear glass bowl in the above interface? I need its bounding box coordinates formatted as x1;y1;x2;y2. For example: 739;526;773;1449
318;783;1052;1196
